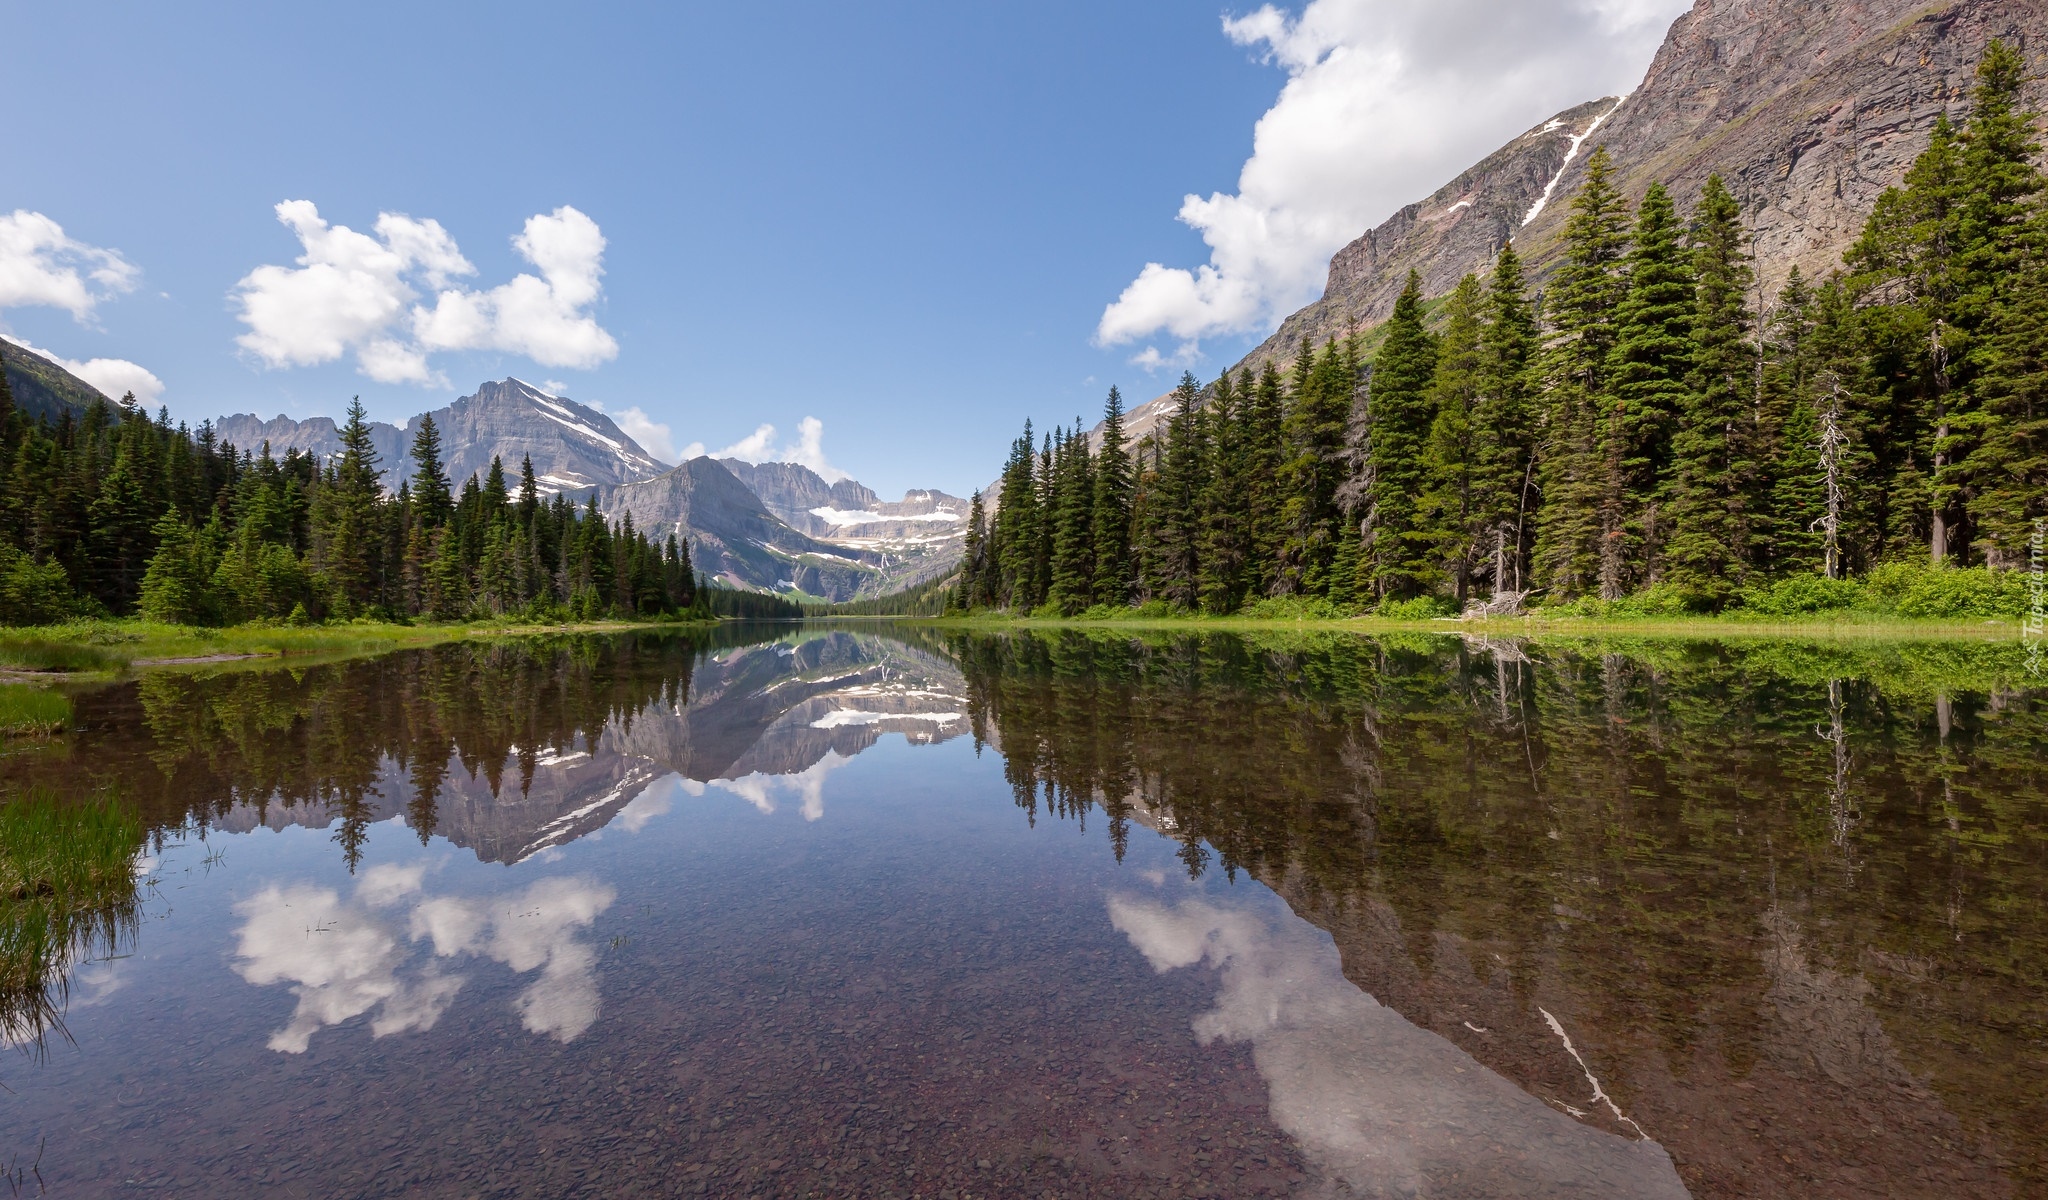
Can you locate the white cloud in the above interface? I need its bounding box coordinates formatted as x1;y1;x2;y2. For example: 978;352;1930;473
611;407;679;465
1097;0;1689;355
687;415;849;482
0;335;165;407
1130;341;1205;374
233;201;620;386
0;210;139;321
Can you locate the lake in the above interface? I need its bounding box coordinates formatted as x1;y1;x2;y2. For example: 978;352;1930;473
1;625;2042;1198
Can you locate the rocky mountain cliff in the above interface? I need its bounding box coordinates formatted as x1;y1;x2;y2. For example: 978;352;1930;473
597;458;889;601
211;410;411;475
715;459;971;594
1232;0;2048;376
214;378;665;495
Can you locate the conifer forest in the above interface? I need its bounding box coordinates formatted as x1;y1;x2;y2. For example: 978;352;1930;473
0;390;704;627
956;45;2048;621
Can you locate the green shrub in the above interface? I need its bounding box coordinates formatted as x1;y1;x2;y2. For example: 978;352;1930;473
1739;574;1866;615
0;545;83;627
1864;561;2026;619
1377;595;1458;620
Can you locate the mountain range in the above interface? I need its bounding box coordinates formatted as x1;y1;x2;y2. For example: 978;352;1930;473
205;378;965;602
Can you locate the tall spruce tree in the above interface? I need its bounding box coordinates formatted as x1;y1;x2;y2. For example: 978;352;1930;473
1534;146;1632;599
1419;274;1487;601
1665;176;1758;600
1047;423;1097;614
1474;243;1540;595
1091;387;1135;605
1605;181;1696;590
1364;273;1442;599
409;414;453;529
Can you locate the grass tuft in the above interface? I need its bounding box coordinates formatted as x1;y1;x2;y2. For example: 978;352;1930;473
0;685;71;737
0;790;144;1051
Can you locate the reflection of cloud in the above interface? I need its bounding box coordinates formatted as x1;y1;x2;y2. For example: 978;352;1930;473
712;750;851;822
612;776;680;833
1108;895;1689;1198
233;872;615;1053
411;877;617;1041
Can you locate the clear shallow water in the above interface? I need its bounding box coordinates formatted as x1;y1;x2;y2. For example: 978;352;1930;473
1;626;2043;1198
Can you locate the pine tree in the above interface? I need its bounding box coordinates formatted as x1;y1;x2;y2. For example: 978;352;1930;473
1363;274;1441;599
1197;370;1251;612
1243;362;1287;596
1048;424;1097;614
990;422;1039;609
1605;182;1696;589
1473;243;1540;596
957;490;989;609
1665;176;1758;601
1534;145;1632;599
410;414;453;529
1419;274;1486;602
1091;388;1135;606
1147;375;1208;606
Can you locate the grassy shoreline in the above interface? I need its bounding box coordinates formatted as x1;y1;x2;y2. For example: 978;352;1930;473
895;611;2033;642
0;617;714;677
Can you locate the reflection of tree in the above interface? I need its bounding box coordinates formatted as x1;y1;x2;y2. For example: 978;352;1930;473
14;631;722;867
949;628;2048;1191
0;793;142;1057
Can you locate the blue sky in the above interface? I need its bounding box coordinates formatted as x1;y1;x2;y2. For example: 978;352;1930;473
2;0;1684;497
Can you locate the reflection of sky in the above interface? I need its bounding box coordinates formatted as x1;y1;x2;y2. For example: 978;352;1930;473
1109;893;1691;1199
232;863;616;1053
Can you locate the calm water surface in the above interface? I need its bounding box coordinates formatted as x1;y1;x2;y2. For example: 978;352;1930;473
1;625;2043;1199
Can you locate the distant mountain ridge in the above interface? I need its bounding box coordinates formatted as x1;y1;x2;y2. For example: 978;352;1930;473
214;378;664;495
1;337;120;424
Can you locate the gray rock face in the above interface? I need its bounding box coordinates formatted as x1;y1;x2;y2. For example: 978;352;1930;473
213;378;666;495
212;411;410;473
1517;0;2048;297
597;458;885;601
435;378;667;494
1239;98;1621;372
1229;0;2048;376
716;459;971;596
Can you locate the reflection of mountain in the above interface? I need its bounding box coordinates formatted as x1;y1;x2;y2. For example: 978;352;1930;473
208;631;968;864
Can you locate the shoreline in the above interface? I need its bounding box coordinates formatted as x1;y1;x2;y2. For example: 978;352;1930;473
0;618;716;677
871;613;2032;642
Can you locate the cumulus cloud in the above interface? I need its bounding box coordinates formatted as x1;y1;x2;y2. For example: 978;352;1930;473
0;210;140;321
1098;0;1689;360
232;870;617;1052
233;201;620;386
680;415;848;482
611;407;680;465
0;335;165;407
